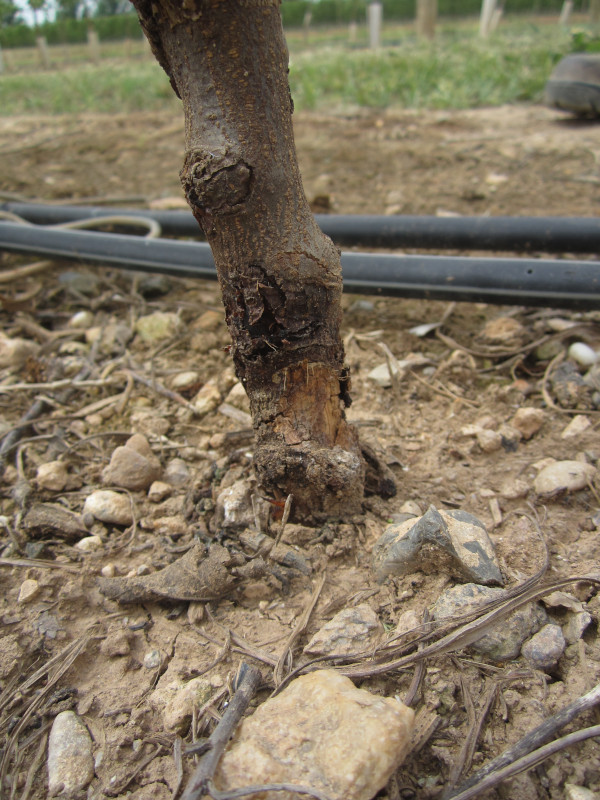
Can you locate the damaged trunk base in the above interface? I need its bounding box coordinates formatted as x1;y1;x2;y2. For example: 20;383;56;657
130;0;382;522
251;361;365;521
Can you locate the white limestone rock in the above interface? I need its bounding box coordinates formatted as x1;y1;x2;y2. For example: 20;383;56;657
533;460;596;495
47;711;95;797
214;670;414;800
83;490;133;526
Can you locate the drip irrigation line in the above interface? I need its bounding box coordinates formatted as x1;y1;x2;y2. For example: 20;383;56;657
1;221;599;309
2;201;600;254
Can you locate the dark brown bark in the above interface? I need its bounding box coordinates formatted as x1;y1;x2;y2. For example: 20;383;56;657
130;0;365;521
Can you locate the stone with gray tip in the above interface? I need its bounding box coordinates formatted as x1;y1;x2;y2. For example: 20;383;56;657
47;710;95;797
304;604;384;656
372;505;503;586
433;583;548;661
521;623;566;671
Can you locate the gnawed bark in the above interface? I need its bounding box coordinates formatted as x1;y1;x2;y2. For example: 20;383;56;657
130;0;365;521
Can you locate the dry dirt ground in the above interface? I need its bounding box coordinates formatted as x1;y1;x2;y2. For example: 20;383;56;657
0;104;599;800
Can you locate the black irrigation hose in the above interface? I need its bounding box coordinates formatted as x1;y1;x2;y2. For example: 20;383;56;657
1;221;599;309
2;201;600;254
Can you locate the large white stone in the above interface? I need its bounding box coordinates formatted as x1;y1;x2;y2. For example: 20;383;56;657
533;460;596;495
214;670;414;800
83;490;133;526
47;711;95;797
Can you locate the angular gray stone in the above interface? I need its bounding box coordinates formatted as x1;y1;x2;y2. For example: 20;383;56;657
214;670;414;800
372;505;503;586
102;434;162;491
521;623;566;671
433;583;548;661
47;710;95;797
304;604;384;657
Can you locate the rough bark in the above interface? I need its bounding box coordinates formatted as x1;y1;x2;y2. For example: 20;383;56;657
130;0;365;522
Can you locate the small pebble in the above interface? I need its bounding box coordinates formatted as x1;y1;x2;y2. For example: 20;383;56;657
569;342;598;368
193;382;221;416
135;311;181;343
0;334;39;369
67;310;94;329
521;623;566;671
510;407;545;440
561;415;591;439
102;433;162;491
563;610;592;644
75;535;103;552
18;578;40;603
148;481;173;502
170;370;200;391
136;564;151;576
36;461;69;492
164;458;190;486
83;490;133;526
304;604;384;656
195;310;223;330
101;563;116;578
564;784;598;800
143;649;162;669
47;711;95;797
476;428;502;453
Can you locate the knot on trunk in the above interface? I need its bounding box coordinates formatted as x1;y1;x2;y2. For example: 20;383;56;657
181;150;252;216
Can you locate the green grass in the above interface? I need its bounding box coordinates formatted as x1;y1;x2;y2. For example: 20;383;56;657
288;27;569;110
0;19;583;116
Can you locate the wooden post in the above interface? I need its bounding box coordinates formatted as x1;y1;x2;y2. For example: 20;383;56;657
303;9;312;45
417;0;437;39
479;0;497;37
368;1;382;48
36;36;50;69
0;43;4;75
87;28;100;63
590;0;599;24
559;0;573;24
348;21;357;44
489;5;503;31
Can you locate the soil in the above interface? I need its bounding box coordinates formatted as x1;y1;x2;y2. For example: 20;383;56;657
0;103;599;800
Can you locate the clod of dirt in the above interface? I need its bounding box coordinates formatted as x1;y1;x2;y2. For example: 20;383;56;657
148;480;173;502
239;529;312;575
214;670;414;800
75;535;103;551
303;603;384;657
432;583;547;661
521;623;566;671
550;362;594;409
102;433;162;491
214;479;256;531
150;676;214;734
510;407;546;440
47;710;95;798
0;333;39;369
372;505;503;585
533;460;596;496
565;784;598;800
97;542;235;603
83;490;133;526
22;503;87;542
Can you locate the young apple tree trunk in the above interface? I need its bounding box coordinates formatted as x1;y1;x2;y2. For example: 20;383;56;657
131;0;365;522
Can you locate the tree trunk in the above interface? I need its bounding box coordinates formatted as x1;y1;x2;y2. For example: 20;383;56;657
130;0;365;522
